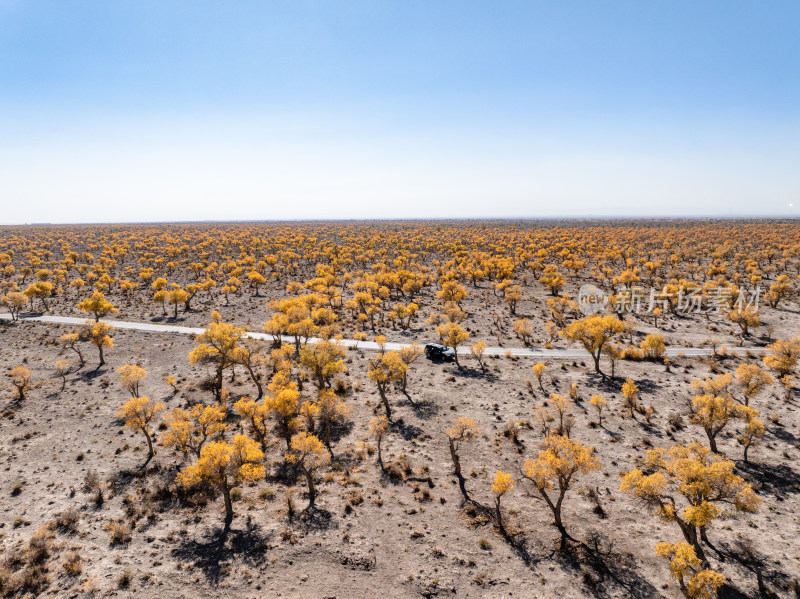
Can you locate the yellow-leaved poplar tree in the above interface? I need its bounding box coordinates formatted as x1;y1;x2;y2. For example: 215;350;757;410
116;396;165;461
734;363;773;406
77;290;117;322
299;339;346;390
9;365;33;400
369;416;389;471
655;542;726;599
620;442;760;565
690;373;755;454
445;417;480;501
532;363;546;393
491;470;514;535
178;435;265;528
435;322;469;368
60;332;85;367
266;374;302;449
86;321;113;367
367;350;407;420
163;403;228;457
117;363;147;398
763;337;800;377
562;315;626;375
286;432;330;511
188;319;245;400
522;435;600;551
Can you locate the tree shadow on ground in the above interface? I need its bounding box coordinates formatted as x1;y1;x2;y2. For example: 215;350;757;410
559;532;661;599
400;393;439;419
291;506;336;533
632;378;662;394
586;373;622;393
451;367;498;383
108;462;165;495
737;460;800;497
767;423;798;445
390;418;424;440
329;419;355;445
171;518;272;584
461;501;543;569
713;538;792;598
79;368;106;382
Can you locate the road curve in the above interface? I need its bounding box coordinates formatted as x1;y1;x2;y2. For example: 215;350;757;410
0;312;762;359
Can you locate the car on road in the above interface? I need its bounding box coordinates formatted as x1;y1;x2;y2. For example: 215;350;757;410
424;343;455;361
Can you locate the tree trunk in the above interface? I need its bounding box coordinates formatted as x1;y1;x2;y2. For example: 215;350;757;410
378;386;392;420
677;519;708;567
98;345;105;366
592;351;602;374
72;346;84;367
143;429;154;458
495;495;506;536
222;480;233;529
324;422;333;459
706;429;719;454
215;366;224;401
302;466;316;510
377;439;385;472
246;365;263;399
449;440;469;501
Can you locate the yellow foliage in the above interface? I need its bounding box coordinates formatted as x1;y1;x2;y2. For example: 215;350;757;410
9;365;33;399
77;290;117;321
117;363;147;397
563;315;626;373
735;363;773;403
640;334;666;359
178;435;265;489
523;435;599;492
299;339;346;389
491;470;514;496
620;442;760;533
446;417;479;441
165;403;228;456
116;396;164;433
763;337;800;376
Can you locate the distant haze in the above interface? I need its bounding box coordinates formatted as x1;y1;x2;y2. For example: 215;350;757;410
1;1;798;224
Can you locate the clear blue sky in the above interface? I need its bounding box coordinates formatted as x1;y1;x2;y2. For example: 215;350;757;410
1;1;798;223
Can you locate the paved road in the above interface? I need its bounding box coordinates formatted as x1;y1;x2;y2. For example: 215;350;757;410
1;312;762;359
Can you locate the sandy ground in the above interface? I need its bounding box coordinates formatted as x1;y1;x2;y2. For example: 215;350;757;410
0;317;798;599
0;221;799;598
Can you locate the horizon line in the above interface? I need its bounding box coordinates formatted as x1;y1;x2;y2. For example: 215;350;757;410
1;214;799;228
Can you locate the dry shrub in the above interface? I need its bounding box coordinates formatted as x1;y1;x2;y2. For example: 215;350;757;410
107;521;132;546
25;526;54;566
117;568;135;588
63;550;83;576
668;412;685;430
621;346;644;360
332;375;350;394
56;508;80;534
502;420;520;443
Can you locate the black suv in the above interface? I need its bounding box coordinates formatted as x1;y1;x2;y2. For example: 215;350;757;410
424;343;455;361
